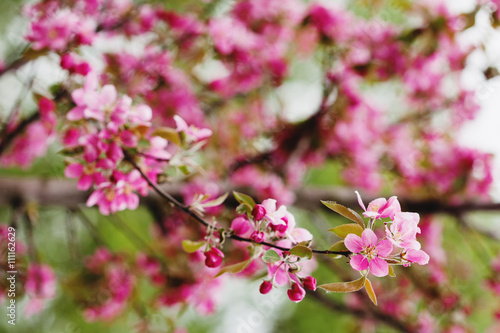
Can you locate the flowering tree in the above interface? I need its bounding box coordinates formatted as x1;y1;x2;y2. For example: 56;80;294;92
1;0;500;331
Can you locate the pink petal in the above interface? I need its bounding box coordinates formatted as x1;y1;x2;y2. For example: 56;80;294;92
344;233;364;253
369;257;389;277
375;239;393;257
361;229;378;247
400;239;421;251
355;190;367;211
77;174;93;191
350;254;369;271
174;115;188;131
367;198;387;213
100;84;117;105
406;250;429;265
64;163;83;178
261;199;277;214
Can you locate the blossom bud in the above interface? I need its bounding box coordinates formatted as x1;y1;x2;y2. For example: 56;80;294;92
259;280;273;294
287;282;306;303
250;231;265;243
204;247;224;268
231;216;252;236
252;204;266;221
302;276;317;291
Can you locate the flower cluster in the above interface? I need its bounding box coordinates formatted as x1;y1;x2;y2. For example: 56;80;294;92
344;193;429;278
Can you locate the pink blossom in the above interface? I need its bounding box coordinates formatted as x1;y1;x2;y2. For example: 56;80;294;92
355;191;401;219
345;229;393;277
261;198;287;227
385;212;421;250
174;115;212;142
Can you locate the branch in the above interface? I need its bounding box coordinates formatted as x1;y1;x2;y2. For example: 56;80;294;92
1;176;500;225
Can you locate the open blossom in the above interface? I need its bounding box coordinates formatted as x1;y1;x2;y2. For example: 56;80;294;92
261;198;287;227
355;191;401;219
174;115;213;142
385;212;421;250
345;229;393;277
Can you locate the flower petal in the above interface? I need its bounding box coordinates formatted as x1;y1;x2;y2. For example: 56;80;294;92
361;229;378;248
375;239;393;257
344;234;364;253
355;190;367;211
369;257;389;277
350;254;369;271
406;249;429;265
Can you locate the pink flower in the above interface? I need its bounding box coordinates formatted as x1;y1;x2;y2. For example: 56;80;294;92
174;115;213;142
355;191;401;219
345;229;393;277
261;198;287;227
385;212;421;250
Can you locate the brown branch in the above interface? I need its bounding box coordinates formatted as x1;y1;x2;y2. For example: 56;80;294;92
1;176;500;223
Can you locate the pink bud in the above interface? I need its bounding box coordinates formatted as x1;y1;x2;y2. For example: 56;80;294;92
75;62;91;76
259;280;273;294
252;204;266;221
60;53;76;70
303;276;317;291
287;282;306;303
250;231;265;243
204;247;224;268
231;216;252;236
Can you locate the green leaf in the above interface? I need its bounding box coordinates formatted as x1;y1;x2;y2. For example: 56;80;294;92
152;127;181;146
327;241;349;258
318;276;366;293
262;249;281;263
321;201;365;228
202;192;228;208
289;245;313;260
182;240;205;253
179;165;190;175
233;191;256;209
329;223;364;239
388;265;396;277
365;278;378;306
236;203;252;216
214;258;252;278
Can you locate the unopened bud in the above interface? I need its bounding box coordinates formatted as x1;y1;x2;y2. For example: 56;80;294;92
250;231;265;243
204;247;224;268
252;204;266;221
303;276;317;291
287;282;306;303
259;280;273;294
